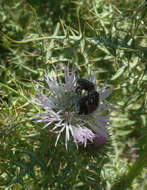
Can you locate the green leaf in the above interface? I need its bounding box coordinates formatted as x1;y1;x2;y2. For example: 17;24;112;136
111;65;127;80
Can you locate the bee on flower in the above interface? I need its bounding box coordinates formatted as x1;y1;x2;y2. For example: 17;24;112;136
32;66;113;149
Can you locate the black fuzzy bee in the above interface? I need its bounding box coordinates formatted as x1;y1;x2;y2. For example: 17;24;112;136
76;78;99;115
76;78;95;94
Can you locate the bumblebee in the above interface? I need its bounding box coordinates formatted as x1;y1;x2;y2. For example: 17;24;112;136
76;78;99;115
76;78;95;94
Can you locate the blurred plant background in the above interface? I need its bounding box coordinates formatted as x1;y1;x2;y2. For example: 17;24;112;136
0;0;147;189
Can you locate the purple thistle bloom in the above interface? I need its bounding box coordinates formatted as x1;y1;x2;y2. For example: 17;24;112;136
73;127;96;148
31;66;113;149
93;127;109;146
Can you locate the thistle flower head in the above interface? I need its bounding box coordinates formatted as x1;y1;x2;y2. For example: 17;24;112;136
32;66;113;149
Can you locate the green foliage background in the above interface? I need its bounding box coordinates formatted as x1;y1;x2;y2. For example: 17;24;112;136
0;0;147;189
